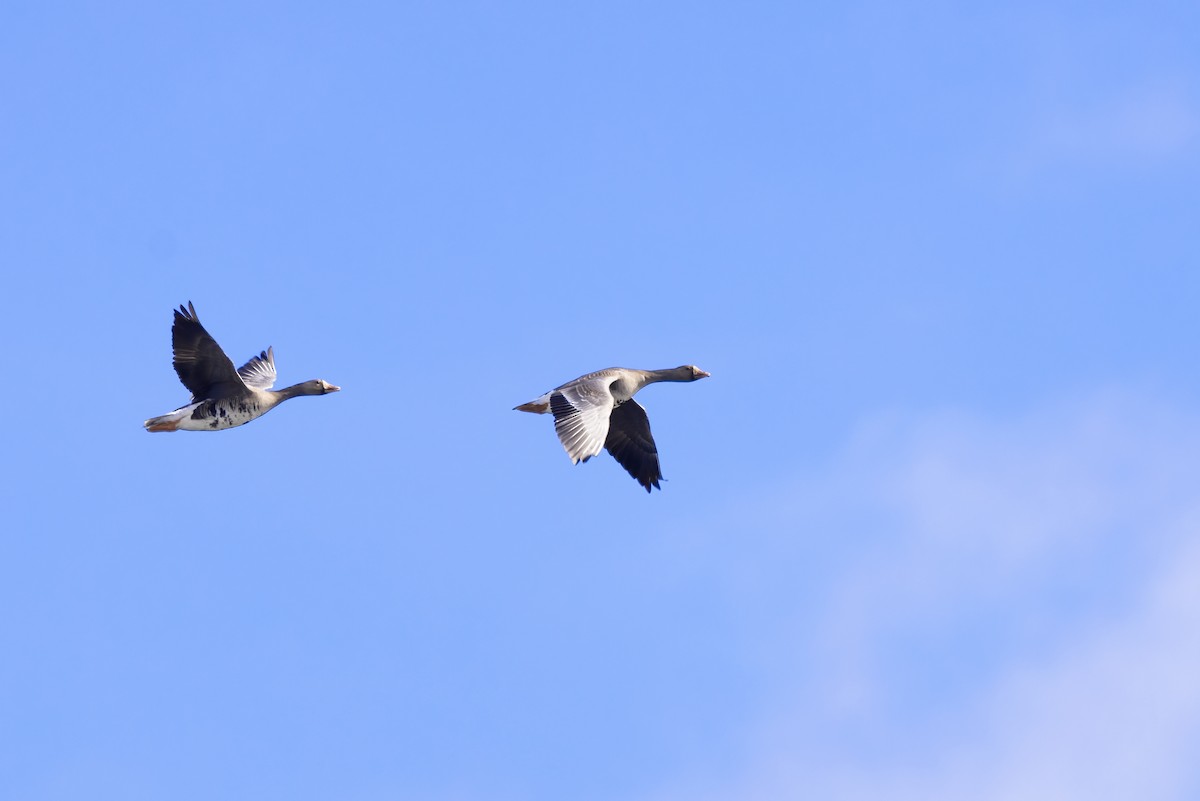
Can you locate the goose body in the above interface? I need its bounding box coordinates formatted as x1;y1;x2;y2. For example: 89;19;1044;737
144;302;339;432
514;365;710;492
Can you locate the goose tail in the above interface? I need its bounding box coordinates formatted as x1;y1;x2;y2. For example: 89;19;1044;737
514;393;551;414
143;407;189;432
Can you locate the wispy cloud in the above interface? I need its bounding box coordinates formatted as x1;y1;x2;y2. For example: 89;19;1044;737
649;392;1200;801
1024;84;1200;169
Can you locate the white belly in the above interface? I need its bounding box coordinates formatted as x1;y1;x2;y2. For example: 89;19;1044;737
175;399;266;431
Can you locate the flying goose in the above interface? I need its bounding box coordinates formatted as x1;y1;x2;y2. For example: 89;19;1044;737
144;301;340;432
514;366;710;492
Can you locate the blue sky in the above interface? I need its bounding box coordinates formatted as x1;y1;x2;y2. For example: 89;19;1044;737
2;2;1199;799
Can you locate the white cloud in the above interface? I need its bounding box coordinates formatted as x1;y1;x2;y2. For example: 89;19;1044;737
968;534;1200;801
989;80;1200;183
1032;84;1200;165
648;391;1200;801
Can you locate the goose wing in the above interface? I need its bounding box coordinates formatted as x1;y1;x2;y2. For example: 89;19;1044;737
550;378;616;464
170;302;247;401
237;346;277;391
604;399;663;492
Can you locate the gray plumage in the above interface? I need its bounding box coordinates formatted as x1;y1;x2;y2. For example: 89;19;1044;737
514;365;710;492
144;301;340;432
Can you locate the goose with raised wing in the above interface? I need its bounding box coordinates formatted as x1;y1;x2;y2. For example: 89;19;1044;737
144;301;339;432
514;366;710;492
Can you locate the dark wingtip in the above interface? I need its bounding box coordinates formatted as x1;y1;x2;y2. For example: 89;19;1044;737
175;301;198;322
639;476;662;493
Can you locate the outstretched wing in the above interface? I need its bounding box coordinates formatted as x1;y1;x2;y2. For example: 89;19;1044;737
237;346;277;391
550;378;616;464
170;301;246;401
605;399;663;492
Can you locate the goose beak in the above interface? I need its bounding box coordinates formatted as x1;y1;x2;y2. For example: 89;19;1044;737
324;382;341;393
696;369;711;379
